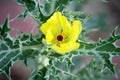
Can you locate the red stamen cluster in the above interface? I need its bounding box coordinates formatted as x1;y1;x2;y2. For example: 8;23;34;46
57;35;63;41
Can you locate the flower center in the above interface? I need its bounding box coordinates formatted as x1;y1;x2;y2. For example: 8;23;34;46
57;35;63;41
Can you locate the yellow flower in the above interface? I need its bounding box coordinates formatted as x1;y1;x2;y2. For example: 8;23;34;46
40;12;82;54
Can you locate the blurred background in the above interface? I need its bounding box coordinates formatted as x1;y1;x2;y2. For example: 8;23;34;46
0;0;120;80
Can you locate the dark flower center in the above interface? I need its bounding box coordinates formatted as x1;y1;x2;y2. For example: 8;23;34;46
57;35;63;41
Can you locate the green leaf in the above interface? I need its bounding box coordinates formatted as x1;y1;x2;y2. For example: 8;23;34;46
100;53;115;73
78;31;120;74
0;33;42;79
16;0;36;12
15;0;73;24
43;0;72;15
36;0;73;24
0;18;43;79
11;10;28;21
30;68;47;80
73;60;113;80
0;17;10;38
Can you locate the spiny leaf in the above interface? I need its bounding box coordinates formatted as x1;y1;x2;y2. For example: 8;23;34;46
0;36;39;76
11;10;28;21
16;0;49;24
16;0;36;12
0;18;43;79
100;53;115;73
0;33;42;78
43;0;72;15
36;0;72;23
29;68;47;80
0;17;10;38
78;30;120;74
73;60;113;80
15;0;73;24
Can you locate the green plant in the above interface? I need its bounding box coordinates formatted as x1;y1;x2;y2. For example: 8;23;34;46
0;0;120;80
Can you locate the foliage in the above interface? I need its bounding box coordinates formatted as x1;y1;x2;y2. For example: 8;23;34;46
0;0;120;80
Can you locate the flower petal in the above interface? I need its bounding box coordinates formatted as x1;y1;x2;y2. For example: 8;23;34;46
50;45;61;53
72;20;82;41
51;41;80;54
67;20;82;42
60;41;80;54
40;12;63;35
57;12;72;35
46;30;54;44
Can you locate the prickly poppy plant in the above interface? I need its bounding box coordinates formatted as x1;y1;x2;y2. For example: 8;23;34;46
0;0;120;80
